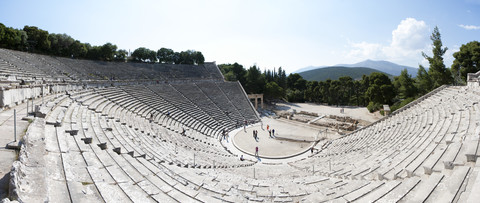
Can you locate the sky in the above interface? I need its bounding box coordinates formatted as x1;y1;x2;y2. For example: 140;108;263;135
1;0;479;73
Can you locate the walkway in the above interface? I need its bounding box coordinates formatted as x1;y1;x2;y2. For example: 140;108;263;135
0;95;53;199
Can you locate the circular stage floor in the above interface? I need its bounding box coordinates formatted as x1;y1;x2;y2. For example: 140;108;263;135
232;119;320;159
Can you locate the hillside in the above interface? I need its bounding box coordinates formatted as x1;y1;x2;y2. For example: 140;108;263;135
295;59;418;77
336;59;418;77
298;66;391;81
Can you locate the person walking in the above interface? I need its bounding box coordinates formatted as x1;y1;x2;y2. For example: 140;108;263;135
255;146;259;157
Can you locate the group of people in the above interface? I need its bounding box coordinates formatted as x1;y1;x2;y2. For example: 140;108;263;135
252;130;259;141
266;125;275;138
220;128;230;141
237;123;283;161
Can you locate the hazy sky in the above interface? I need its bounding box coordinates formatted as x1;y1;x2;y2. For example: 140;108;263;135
1;0;479;73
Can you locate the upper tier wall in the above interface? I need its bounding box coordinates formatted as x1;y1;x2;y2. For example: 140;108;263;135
0;48;224;82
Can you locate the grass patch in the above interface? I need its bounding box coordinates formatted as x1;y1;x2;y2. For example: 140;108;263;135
81;182;94;185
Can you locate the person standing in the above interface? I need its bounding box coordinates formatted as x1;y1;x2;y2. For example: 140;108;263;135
255;146;259;157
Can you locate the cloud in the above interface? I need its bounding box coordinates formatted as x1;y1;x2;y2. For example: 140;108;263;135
347;41;383;59
459;24;480;30
391;18;428;51
346;18;429;67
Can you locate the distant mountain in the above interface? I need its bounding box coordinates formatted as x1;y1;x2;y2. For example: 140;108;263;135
298;66;392;81
292;65;326;73
335;59;418;77
294;60;419;78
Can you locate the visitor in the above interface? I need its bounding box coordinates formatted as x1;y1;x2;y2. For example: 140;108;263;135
240;155;244;161
267;125;269;131
272;129;275;137
311;147;314;154
255;146;259;157
269;130;272;138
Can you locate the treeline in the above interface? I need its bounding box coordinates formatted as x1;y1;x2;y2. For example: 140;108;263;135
221;27;480;113
0;23;204;64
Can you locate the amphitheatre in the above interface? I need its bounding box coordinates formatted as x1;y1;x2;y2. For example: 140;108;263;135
1;47;480;203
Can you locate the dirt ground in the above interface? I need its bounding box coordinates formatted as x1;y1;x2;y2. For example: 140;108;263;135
275;102;382;123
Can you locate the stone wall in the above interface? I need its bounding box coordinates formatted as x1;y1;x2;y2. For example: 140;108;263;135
0;84;83;108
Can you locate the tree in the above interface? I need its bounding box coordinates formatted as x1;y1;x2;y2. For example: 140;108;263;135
304;81;318;102
451;41;480;83
265;81;284;99
0;23;5;42
416;65;433;95
393;69;417;99
157;48;175;63
0;26;27;50
338;76;354;105
245;65;265;94
277;67;287;89
86;45;102;60
99;43;117;61
194;51;205;64
232;62;246;85
175;50;204;64
114;49;128;62
49;33;74;56
23;25;51;52
287;73;307;90
69;40;87;58
423;26;453;89
365;72;394;105
131;47;156;62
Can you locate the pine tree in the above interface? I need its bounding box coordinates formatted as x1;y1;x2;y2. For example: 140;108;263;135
423;26;453;89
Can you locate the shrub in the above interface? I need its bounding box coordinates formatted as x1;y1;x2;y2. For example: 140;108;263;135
367;102;381;113
390;97;416;112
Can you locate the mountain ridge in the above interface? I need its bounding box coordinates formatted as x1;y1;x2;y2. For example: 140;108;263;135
298;66;392;81
294;59;418;77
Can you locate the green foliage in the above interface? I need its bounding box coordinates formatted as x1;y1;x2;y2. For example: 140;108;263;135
286;89;304;102
174;50;205;65
390;97;416;112
287;73;307;90
265;81;284;99
423;26;453;89
219;62;247;85
49;33;74;56
69;40;87;58
114;49;128;62
157;48;175;63
393;69;417;99
299;66;391;81
245;65;265;94
416;65;433;95
367;102;381;113
23;25;51;52
451;41;480;83
131;47;156;62
365;72;395;105
0;23;206;64
0;23;28;50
